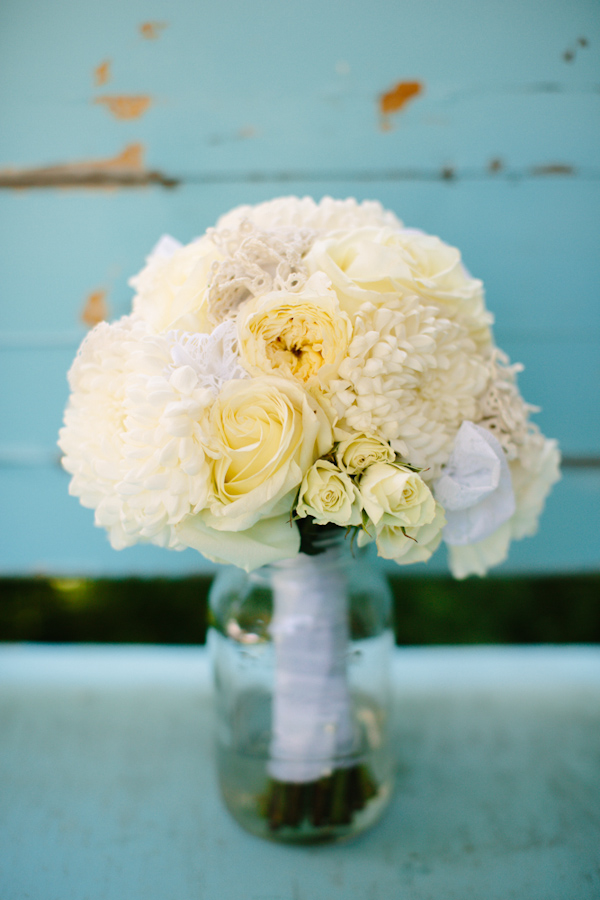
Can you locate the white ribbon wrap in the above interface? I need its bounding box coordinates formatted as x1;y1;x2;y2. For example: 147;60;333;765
268;551;356;783
434;421;516;546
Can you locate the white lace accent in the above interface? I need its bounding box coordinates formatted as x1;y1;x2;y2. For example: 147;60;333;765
169;319;249;393
476;348;539;460
205;219;316;324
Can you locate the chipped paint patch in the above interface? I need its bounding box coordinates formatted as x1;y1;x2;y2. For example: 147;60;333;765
563;36;589;63
379;81;423;116
95;95;152;120
94;60;111;87
140;21;168;39
0;143;178;189
488;158;504;173
531;163;575;176
82;290;109;327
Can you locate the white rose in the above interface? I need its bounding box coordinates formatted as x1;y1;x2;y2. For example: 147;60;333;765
335;433;395;474
296;459;362;527
130;234;222;333
205;375;332;530
375;503;446;565
358;463;436;529
306;226;492;338
237;272;352;389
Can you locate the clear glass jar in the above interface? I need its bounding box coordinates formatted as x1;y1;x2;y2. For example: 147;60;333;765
208;534;394;843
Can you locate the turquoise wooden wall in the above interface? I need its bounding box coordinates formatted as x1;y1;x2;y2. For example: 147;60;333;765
1;0;598;577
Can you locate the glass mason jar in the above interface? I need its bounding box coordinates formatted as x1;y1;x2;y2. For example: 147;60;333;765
208;531;394;843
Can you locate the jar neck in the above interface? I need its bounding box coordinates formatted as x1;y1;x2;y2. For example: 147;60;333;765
268;527;353;577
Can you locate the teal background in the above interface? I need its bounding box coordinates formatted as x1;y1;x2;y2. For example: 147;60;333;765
1;0;599;577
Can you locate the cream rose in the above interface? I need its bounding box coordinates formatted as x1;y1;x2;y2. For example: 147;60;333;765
237;272;352;388
306;226;492;339
205;375;332;531
296;459;362;527
335;433;395;474
374;503;446;565
358;463;436;529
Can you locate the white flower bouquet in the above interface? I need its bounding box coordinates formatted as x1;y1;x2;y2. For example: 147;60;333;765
59;196;560;838
59;195;560;577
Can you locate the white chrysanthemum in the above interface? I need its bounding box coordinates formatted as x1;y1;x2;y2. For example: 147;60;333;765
447;429;561;578
59;315;247;551
324;296;491;477
130;234;222;333
216;195;403;234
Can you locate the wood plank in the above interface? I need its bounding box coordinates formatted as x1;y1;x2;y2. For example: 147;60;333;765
1;646;599;900
0;0;598;174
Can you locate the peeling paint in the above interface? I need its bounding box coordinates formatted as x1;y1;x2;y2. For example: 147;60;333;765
94;60;111;87
95;95;152;120
379;81;423;116
0;143;178;189
563;36;589;62
81;290;109;327
488;158;504;173
531;163;575;176
140;21;168;39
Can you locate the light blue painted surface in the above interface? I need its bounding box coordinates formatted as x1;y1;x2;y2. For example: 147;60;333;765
1;644;599;900
0;0;598;575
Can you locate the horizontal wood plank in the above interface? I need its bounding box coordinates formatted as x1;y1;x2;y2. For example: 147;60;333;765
0;0;598;174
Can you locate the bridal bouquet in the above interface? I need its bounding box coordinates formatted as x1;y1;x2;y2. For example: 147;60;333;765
59;196;559;578
59;195;560;839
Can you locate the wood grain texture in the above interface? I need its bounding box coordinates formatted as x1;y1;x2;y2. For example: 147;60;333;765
0;0;598;575
1;645;599;899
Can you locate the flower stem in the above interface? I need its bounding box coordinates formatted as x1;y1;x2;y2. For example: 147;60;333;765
261;764;379;833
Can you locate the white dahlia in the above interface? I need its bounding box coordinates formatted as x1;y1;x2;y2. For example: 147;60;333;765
59;316;246;551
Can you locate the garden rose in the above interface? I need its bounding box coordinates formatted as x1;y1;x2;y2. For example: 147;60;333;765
358;463;436;529
296;459;362;527
205;375;332;530
237;273;352;388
